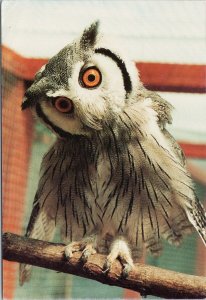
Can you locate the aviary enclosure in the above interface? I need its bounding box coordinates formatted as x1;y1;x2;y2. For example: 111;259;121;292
2;1;206;299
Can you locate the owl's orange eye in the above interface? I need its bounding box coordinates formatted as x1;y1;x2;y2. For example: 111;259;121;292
81;67;102;88
54;97;74;113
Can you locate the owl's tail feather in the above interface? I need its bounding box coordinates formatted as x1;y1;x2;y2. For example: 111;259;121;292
142;202;195;257
19;263;32;286
161;210;194;246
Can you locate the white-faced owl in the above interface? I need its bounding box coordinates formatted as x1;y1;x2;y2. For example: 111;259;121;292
19;21;206;285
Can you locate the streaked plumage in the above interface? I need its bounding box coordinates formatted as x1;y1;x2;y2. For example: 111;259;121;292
20;21;206;285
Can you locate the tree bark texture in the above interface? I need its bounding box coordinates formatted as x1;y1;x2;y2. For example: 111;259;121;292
3;232;206;299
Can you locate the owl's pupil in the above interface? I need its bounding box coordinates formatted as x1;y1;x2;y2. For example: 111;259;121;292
59;100;69;108
88;74;95;82
54;97;73;113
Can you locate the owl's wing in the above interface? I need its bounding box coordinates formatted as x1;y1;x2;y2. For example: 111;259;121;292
125;91;206;254
144;89;186;165
138;88;173;127
161;119;206;246
163;129;186;166
148;91;206;245
19;198;56;285
19;149;57;286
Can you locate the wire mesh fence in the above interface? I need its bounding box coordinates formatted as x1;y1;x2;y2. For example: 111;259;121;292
2;50;206;300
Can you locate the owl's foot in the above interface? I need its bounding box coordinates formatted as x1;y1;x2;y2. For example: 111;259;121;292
65;240;96;262
103;238;134;278
65;241;83;258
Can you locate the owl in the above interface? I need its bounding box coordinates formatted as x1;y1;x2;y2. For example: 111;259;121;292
20;21;206;285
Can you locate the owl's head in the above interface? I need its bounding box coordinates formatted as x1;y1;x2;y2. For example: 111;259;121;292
22;21;140;138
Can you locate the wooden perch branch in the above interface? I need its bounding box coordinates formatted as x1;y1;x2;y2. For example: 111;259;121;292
3;232;206;299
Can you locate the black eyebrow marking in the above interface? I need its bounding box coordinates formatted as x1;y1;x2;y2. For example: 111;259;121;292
95;48;132;97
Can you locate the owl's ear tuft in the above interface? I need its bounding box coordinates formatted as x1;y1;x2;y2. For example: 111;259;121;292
80;20;100;49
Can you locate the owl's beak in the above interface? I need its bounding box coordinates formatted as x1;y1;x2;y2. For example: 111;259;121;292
21;96;33;110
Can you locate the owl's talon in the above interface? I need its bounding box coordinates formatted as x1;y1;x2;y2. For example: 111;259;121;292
64;241;85;260
80;252;88;263
102;260;111;274
65;241;96;262
65;247;73;259
80;244;96;263
121;263;133;278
